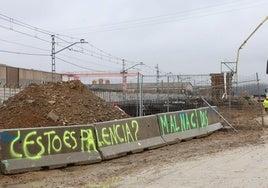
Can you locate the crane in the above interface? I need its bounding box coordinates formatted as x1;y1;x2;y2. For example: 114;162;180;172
233;16;268;84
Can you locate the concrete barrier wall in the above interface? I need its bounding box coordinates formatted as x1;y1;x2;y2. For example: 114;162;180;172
203;106;223;134
0;125;101;174
94;115;166;160
157;106;222;144
0;106;222;174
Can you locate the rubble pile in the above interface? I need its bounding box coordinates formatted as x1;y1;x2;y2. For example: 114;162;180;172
0;80;129;129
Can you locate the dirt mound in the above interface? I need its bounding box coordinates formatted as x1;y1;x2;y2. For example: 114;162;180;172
0;80;129;129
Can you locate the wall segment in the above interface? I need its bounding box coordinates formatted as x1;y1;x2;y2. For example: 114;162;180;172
157;106;222;143
94;115;166;159
0;125;101;174
0;106;222;174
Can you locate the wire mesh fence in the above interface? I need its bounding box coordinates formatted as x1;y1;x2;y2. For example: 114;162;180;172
0;86;23;104
0;79;52;104
0;72;265;126
90;72;265;126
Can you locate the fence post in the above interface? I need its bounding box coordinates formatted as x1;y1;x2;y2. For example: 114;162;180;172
136;73;140;116
167;75;170;112
256;73;264;126
228;72;232;122
3;85;6;101
139;74;143;116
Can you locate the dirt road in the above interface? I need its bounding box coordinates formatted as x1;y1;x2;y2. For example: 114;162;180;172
115;133;268;188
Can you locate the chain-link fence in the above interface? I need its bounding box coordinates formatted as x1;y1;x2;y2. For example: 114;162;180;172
0;86;23;104
1;72;265;126
90;72;265;125
0;79;54;104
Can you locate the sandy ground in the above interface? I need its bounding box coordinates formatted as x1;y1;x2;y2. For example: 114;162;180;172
0;107;267;188
115;132;268;188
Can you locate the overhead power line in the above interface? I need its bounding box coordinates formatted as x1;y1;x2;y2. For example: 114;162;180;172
0;11;176;74
0;38;50;52
0;49;49;56
55;57;103;72
0;13;139;68
55;35;125;64
0;13;52;36
1;0;267;74
55;36;142;67
0;24;51;43
64;0;268;34
57;53;121;71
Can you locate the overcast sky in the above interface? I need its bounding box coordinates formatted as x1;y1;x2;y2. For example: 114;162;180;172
0;0;268;83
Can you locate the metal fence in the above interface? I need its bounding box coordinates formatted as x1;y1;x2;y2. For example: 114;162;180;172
1;72;265;126
0;79;50;104
91;72;264;124
0;86;22;104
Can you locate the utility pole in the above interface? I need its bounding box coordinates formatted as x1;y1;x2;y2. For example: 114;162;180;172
121;60;144;101
51;35;56;82
122;59;127;101
51;36;87;82
122;59;126;72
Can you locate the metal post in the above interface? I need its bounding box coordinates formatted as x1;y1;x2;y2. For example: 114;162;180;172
3;85;5;101
228;72;232;121
201;96;238;133
156;64;160;101
167;75;170;112
51;35;56;82
51;37;87;83
136;72;140;116
257;73;264;126
139;74;143;116
122;59;127;101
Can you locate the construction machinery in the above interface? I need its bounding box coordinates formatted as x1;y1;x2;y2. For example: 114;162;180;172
234;16;268;84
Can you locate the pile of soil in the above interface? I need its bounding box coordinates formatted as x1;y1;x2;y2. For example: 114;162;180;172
0;80;129;129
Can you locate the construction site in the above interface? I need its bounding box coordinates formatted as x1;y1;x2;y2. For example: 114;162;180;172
0;27;268;186
1;1;268;187
0;61;267;187
1;63;266;116
0;62;264;187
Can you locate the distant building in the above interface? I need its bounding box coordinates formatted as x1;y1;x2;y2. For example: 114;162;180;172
0;64;62;88
0;64;62;103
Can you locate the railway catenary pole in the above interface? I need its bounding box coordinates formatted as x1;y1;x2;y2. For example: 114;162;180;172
121;61;143;101
51;36;87;82
51;35;56;82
